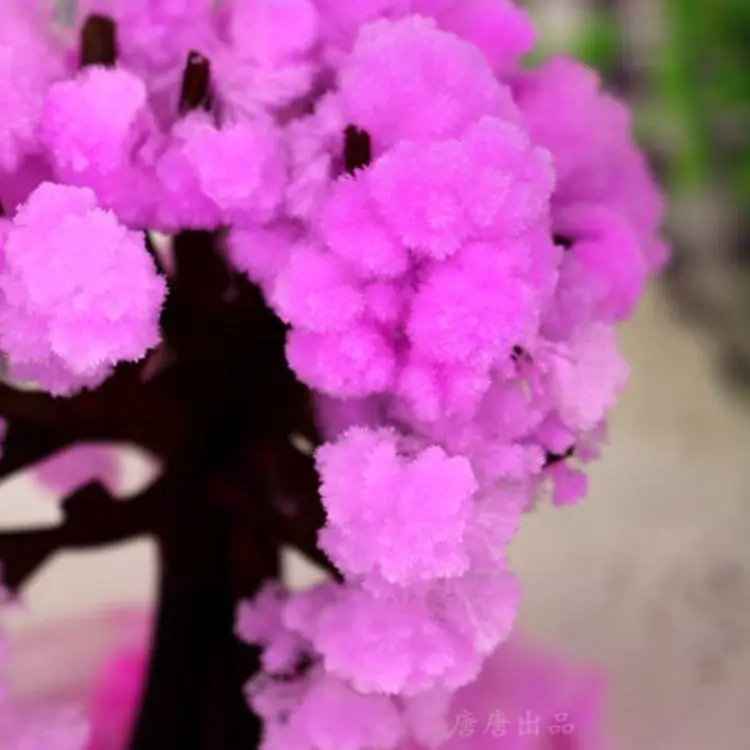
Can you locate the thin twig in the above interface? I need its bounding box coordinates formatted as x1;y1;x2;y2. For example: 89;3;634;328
0;476;163;592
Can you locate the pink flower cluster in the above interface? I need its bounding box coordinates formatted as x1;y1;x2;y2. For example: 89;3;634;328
229;3;663;748
238;585;609;750
0;621;607;750
0;0;666;747
0;184;165;395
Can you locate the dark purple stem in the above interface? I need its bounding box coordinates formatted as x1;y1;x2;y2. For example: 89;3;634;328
79;14;117;68
343;125;373;174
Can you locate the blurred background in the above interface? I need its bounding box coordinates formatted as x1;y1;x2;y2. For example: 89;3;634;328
3;2;750;749
530;0;750;386
518;4;750;746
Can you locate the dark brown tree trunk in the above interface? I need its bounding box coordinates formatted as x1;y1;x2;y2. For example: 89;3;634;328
129;468;276;750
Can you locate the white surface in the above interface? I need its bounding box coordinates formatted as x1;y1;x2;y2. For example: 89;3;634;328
513;291;750;750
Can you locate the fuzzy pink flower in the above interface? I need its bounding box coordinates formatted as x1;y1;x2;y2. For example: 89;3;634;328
156;113;286;230
76;0;215;74
316;427;477;584
412;0;536;76
0;2;65;173
406;238;545;367
514;56;668;272
41;66;160;227
0;183;166;395
225;0;320;66
272;243;364;333
240;584;608;750
286;323;397;398
541;324;629;434
365;116;554;258
339;16;518;149
318;176;409;280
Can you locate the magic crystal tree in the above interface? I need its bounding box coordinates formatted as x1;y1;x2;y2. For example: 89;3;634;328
0;0;667;748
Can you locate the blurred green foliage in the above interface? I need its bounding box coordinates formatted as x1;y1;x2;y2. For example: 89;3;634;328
526;0;750;382
574;9;620;77
532;0;750;206
657;0;750;200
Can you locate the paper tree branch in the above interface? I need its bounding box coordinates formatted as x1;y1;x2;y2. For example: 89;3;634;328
0;476;163;592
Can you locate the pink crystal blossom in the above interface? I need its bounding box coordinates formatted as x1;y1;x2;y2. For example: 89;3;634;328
316;427;477;585
76;0;215;75
0;1;65;173
217;11;665;741
155;112;286;231
0;183;166;395
224;0;320;67
411;0;536;76
41;66;161;227
513;56;668;273
239;584;610;750
226;8;663;743
338;16;519;149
